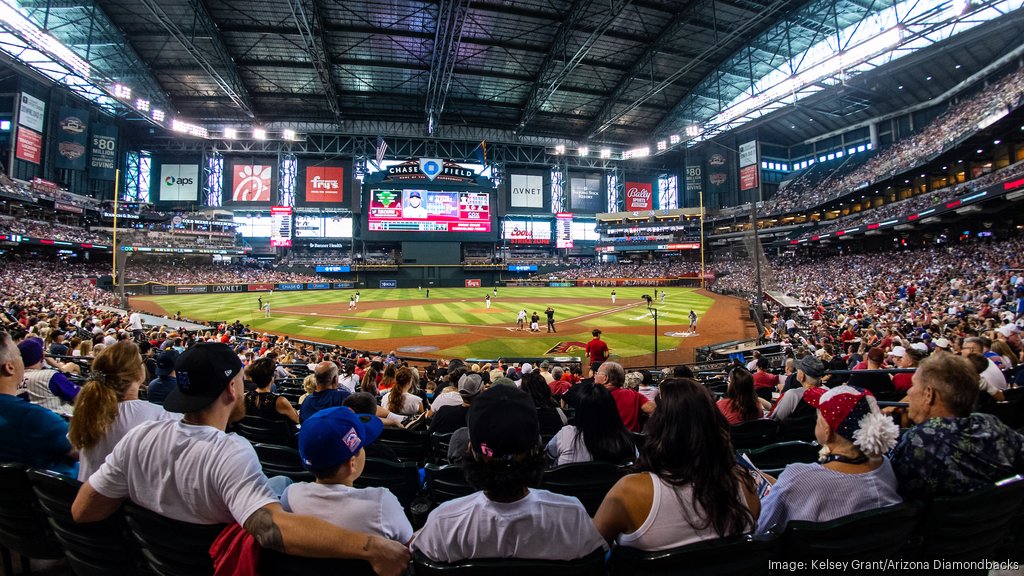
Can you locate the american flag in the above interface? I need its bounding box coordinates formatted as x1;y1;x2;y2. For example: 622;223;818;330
375;135;387;168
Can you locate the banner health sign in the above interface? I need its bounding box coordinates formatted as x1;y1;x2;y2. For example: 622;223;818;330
277;283;304;291
380;280;397;288
307;283;330;290
55;106;88;171
89;124;117;181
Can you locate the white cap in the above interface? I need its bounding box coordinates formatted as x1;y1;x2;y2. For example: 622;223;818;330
890;346;906;358
814;348;827;358
522;363;533;374
997;324;1020;337
935;338;952;349
911;342;929;352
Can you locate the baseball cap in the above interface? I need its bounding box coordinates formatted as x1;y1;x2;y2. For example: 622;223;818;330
468;386;539;459
935;338;952;350
491;376;516;388
797;355;825;379
910;342;929;353
997;324;1020;338
522;363;533;374
458;373;483;401
299;407;383;470
802;385;898;456
155;350;179;376
890;346;906;358
409;191;421;198
165;342;244;413
17;338;43;366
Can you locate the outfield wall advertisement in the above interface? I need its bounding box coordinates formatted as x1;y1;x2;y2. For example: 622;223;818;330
131;281;358;295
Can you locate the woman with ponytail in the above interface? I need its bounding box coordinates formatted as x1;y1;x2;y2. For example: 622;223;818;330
69;340;178;481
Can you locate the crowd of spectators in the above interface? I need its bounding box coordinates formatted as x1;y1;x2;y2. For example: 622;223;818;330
121;260;327;285
536;260;708;282
760;67;1024;216
0;215;112;244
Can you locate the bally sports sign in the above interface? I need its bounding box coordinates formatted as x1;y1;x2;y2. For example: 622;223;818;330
624;182;653;211
305;166;344;203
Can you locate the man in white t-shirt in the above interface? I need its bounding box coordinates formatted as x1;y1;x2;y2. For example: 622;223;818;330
411;385;606;562
71;342;410;575
128;312;144;340
281;406;412;543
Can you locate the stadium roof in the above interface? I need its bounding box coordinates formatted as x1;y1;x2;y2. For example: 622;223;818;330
5;0;1024;148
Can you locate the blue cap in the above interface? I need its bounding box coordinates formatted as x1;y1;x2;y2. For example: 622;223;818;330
298;407;383;470
409;191;421;198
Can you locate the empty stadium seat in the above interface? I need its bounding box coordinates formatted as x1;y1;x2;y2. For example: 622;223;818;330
124;503;226;576
233;415;297;447
728;419;779;450
0;463;63;573
253;443;314;482
377;428;431;465
913;475;1024;562
738;441;820;477
424;463;474;505
260;549;375;575
353;458;421;507
540;462;626;516
430;432;455;464
610;534;775;576
779;502;920;561
28;468;139;576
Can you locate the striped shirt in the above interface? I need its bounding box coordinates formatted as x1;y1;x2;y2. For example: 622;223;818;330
756;459;902;534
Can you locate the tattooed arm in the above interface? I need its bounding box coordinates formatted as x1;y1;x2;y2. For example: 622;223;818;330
243;503;411;576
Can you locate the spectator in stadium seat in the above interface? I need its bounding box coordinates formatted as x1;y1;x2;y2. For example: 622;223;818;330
892;354;1024;500
19;337;79;414
520;371;567;435
965;354;1005;403
245;357;300;424
848;347;894;395
717;368;771;425
594;378;758;550
752;358;779;402
892;346;924;393
49;333;69;357
429;373;482;435
147;350;179;405
411;385;606;562
0;331;76;476
961;337;1007;391
299;361;349;423
596;361;654;433
70;340;179;481
770;355;827;441
381;366;424;417
71;342;411;575
281;406;413;542
545;382;635;467
756;385;901;534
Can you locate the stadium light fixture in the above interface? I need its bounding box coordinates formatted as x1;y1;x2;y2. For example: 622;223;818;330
223;127;237;139
578;146;589;157
554;145;565;155
669;134;680;145
0;120;9;130
253;128;267;140
0;2;91;78
113;83;131;99
994;139;1001;145
600;148;611;159
171;119;207;138
656;140;667;152
282;128;296;141
151;109;164;122
135;98;149;112
686;125;700;137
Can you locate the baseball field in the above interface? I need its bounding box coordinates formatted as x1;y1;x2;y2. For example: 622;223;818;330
129;286;756;367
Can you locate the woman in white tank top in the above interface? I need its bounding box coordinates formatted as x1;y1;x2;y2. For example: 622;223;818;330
594;377;760;551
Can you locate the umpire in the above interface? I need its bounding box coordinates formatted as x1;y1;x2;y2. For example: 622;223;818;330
545;306;556;333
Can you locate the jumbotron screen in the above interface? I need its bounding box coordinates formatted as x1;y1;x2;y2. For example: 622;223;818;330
367;189;491;233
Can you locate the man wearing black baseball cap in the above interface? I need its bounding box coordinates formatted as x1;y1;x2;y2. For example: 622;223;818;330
72;342;410;575
411;385;606;562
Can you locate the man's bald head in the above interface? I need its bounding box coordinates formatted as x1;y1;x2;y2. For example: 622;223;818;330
314;361;339;389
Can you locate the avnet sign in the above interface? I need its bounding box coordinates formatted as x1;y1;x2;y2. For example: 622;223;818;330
509;174;543;208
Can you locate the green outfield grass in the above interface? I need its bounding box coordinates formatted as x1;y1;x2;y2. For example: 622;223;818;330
132;287;714;359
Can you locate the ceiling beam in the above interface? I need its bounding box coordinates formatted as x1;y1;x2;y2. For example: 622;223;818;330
135;0;255;118
516;0;633;132
425;0;472;136
287;0;343;125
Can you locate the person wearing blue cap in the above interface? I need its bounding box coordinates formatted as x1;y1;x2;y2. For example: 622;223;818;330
403;190;428;218
281;406;413;543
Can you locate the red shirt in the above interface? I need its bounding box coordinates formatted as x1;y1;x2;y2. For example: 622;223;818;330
752;371;779;390
585;338;609;364
893;372;913;393
609;387;646;432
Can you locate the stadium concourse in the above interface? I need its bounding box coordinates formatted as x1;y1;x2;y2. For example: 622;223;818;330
2;0;1024;573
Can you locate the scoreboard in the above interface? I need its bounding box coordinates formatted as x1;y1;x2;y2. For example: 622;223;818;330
367;189;491;233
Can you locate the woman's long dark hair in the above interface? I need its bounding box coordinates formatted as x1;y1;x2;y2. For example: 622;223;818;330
725;368;761;422
572;382;635;465
636;377;754;537
520;372;558;408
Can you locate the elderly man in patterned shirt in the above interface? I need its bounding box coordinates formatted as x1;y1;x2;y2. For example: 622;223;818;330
890;353;1024;500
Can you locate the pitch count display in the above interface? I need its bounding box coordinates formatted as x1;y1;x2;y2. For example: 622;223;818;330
368;189;491;233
